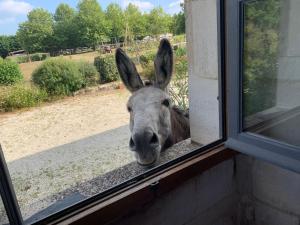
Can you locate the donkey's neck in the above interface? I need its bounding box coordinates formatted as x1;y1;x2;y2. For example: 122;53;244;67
163;106;190;150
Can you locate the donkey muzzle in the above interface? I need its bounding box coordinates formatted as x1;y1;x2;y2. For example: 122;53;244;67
129;130;160;165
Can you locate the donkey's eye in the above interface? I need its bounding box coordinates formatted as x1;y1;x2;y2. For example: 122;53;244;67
162;99;170;107
127;106;132;112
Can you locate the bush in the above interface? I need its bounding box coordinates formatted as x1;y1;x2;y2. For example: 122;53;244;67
139;51;156;68
16;55;30;64
139;51;156;80
78;61;98;86
30;53;41;62
0;59;23;85
94;55;119;84
175;47;187;58
41;53;49;60
32;58;84;96
140;63;155;81
169;58;189;110
30;53;50;62
0;84;48;112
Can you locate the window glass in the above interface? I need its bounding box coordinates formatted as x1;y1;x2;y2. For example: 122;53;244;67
242;0;300;147
0;0;221;222
0;196;9;225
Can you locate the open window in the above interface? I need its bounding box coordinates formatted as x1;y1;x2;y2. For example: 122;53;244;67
0;0;225;224
225;0;300;172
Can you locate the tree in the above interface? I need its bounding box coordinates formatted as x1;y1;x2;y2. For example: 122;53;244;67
243;0;280;116
105;3;124;41
0;35;21;58
53;4;78;50
16;8;54;53
172;3;185;35
124;4;147;40
76;0;107;48
146;7;172;36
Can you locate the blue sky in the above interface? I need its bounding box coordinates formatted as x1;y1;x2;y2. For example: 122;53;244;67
0;0;183;35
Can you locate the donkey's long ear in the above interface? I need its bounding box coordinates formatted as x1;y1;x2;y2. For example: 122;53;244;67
154;39;173;90
116;48;144;92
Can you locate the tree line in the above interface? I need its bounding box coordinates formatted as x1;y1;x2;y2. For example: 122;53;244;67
0;0;185;58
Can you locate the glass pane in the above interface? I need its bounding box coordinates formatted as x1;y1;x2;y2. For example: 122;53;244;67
0;0;221;222
0;196;9;225
242;0;300;147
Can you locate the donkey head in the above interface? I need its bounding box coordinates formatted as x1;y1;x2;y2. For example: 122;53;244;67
116;39;173;166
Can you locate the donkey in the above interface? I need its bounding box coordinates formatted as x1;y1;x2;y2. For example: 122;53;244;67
115;39;190;166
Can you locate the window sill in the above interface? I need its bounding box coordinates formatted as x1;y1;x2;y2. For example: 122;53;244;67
46;143;236;225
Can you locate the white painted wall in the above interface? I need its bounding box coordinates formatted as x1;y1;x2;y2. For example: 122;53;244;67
186;0;220;145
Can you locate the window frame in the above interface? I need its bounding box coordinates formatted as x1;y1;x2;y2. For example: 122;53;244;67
0;0;227;224
225;0;300;173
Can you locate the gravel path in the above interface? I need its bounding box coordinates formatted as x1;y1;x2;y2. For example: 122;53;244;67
0;89;135;220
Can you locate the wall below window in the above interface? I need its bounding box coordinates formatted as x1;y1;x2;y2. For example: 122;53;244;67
107;158;237;225
106;153;300;225
236;155;300;225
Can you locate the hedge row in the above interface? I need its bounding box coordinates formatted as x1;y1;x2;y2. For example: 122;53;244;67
9;53;50;64
32;58;98;96
0;84;47;112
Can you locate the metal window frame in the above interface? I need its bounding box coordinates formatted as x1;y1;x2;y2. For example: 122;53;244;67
0;145;23;225
225;0;300;173
0;0;227;224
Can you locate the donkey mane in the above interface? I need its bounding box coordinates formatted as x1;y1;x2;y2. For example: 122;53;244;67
164;106;190;150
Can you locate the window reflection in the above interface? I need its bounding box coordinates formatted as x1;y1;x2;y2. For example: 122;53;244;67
242;0;300;147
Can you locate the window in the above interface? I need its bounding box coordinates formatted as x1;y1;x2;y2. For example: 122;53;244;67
226;0;300;172
0;0;225;224
0;196;9;225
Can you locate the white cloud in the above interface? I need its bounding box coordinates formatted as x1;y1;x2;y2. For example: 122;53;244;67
169;0;183;8
0;0;33;24
123;0;154;11
167;0;183;14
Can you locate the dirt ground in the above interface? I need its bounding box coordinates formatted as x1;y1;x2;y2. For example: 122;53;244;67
0;88;135;220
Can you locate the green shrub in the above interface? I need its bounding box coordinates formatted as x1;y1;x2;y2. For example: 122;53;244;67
41;53;49;60
32;58;84;96
94;55;119;84
16;55;30;64
0;59;23;85
175;47;187;58
138;51;156;80
0;84;48;112
140;63;155;81
139;51;156;68
30;53;42;62
169;58;189;110
30;53;50;62
78;61;98;86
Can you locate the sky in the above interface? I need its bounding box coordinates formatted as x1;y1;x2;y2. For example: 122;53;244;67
0;0;183;35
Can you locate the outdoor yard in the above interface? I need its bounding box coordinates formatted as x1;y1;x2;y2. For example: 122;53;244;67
0;87;134;220
0;38;188;222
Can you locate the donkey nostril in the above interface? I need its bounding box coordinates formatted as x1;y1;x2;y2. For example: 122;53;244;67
150;133;159;145
129;137;135;149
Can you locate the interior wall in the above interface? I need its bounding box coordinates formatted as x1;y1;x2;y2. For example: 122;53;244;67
107;159;237;225
107;154;300;225
236;154;300;225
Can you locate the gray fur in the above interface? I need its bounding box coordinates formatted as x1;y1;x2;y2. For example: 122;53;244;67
116;39;190;166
